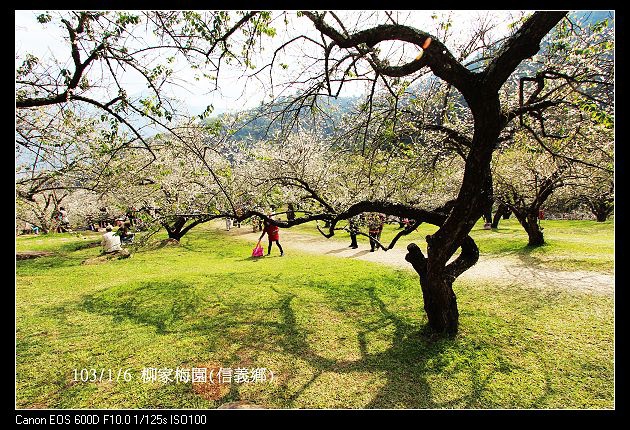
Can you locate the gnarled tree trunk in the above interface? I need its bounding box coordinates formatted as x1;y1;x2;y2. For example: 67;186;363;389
589;200;613;222
406;234;479;334
595;208;612;222
513;210;544;246
423;273;460;333
403;91;498;334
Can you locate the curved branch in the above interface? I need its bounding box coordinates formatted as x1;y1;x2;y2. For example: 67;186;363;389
445;235;479;281
301;11;475;93
385;219;422;250
503;100;562;127
205;11;260;57
266;176;336;213
405;243;427;284
18;15;108;109
422;124;473;147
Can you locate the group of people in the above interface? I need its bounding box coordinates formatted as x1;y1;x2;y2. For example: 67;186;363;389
88;207;145;232
348;213;416;252
252;210;416;257
348;212;386;252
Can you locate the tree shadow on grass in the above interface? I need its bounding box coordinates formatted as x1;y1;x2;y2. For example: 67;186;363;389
119;277;533;409
16;254;87;272
262;284;521;408
34;275;555;408
499;246;613;293
79;280;201;334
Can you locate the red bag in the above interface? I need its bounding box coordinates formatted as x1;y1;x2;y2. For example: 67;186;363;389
252;240;264;257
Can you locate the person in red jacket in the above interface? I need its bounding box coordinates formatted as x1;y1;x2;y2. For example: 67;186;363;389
259;215;284;256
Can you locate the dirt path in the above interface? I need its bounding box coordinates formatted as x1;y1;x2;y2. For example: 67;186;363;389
218;223;614;296
16;251;55;260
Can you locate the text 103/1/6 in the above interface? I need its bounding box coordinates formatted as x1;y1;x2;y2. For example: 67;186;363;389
73;368;133;382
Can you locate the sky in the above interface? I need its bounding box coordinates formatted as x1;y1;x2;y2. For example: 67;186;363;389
15;10;528;118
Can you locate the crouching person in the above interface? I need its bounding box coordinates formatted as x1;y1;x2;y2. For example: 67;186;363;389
102;225;130;258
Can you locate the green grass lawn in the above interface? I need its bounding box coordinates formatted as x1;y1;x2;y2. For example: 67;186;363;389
15;225;614;409
289;218;614;273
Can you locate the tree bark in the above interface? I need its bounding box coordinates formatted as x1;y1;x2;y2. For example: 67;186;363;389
526;219;544;246
406;244;458;333
164;217;186;241
406;234;478;334
491;202;510;228
163;216;212;240
168;231;183;241
423;272;459;333
514;210;544;246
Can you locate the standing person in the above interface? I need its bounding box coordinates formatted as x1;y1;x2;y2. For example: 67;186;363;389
225;217;232;231
55;207;69;232
348;215;360;249
259;215;284;256
287;203;296;222
126;208;137;227
234;205;242;228
98;207;109;229
367;213;385;252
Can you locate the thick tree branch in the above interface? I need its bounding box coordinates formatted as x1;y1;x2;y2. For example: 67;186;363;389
483;12;567;91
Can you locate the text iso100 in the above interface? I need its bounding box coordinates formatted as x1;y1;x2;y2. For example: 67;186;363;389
171;414;207;425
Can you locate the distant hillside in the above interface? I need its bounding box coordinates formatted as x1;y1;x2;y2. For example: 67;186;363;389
212;10;613;143
211;95;360;142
